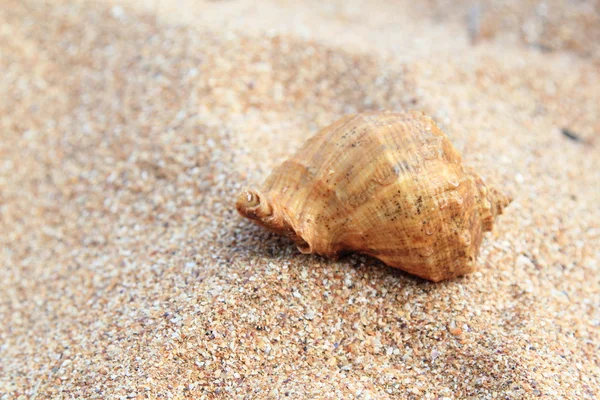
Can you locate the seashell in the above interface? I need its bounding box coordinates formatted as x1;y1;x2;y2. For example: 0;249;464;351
236;111;511;282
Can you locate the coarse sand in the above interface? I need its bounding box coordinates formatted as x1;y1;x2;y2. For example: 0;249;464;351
1;0;599;398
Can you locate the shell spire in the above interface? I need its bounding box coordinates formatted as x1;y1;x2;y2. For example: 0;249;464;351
236;188;312;253
236;111;512;282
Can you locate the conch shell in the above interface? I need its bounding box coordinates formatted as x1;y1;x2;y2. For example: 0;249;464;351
236;111;511;282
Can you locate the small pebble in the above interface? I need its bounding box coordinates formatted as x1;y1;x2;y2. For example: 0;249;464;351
450;327;463;336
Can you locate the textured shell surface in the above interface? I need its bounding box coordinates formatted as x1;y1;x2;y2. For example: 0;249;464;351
236;110;511;282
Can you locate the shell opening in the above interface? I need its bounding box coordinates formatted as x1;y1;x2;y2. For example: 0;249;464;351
488;186;512;218
296;239;313;254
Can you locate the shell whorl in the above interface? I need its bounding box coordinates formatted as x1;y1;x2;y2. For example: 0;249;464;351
235;189;273;221
236;188;312;253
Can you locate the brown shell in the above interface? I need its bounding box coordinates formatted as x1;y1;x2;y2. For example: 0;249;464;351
236;111;511;282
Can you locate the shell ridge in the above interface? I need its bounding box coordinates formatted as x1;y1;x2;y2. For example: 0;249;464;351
278;114;384;251
269;159;355;255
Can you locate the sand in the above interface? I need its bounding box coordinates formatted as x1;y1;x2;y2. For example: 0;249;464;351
1;0;599;398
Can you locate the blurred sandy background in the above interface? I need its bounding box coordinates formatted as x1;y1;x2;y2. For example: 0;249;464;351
1;0;599;398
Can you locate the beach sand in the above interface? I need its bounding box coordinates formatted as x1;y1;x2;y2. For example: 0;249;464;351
1;0;599;398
